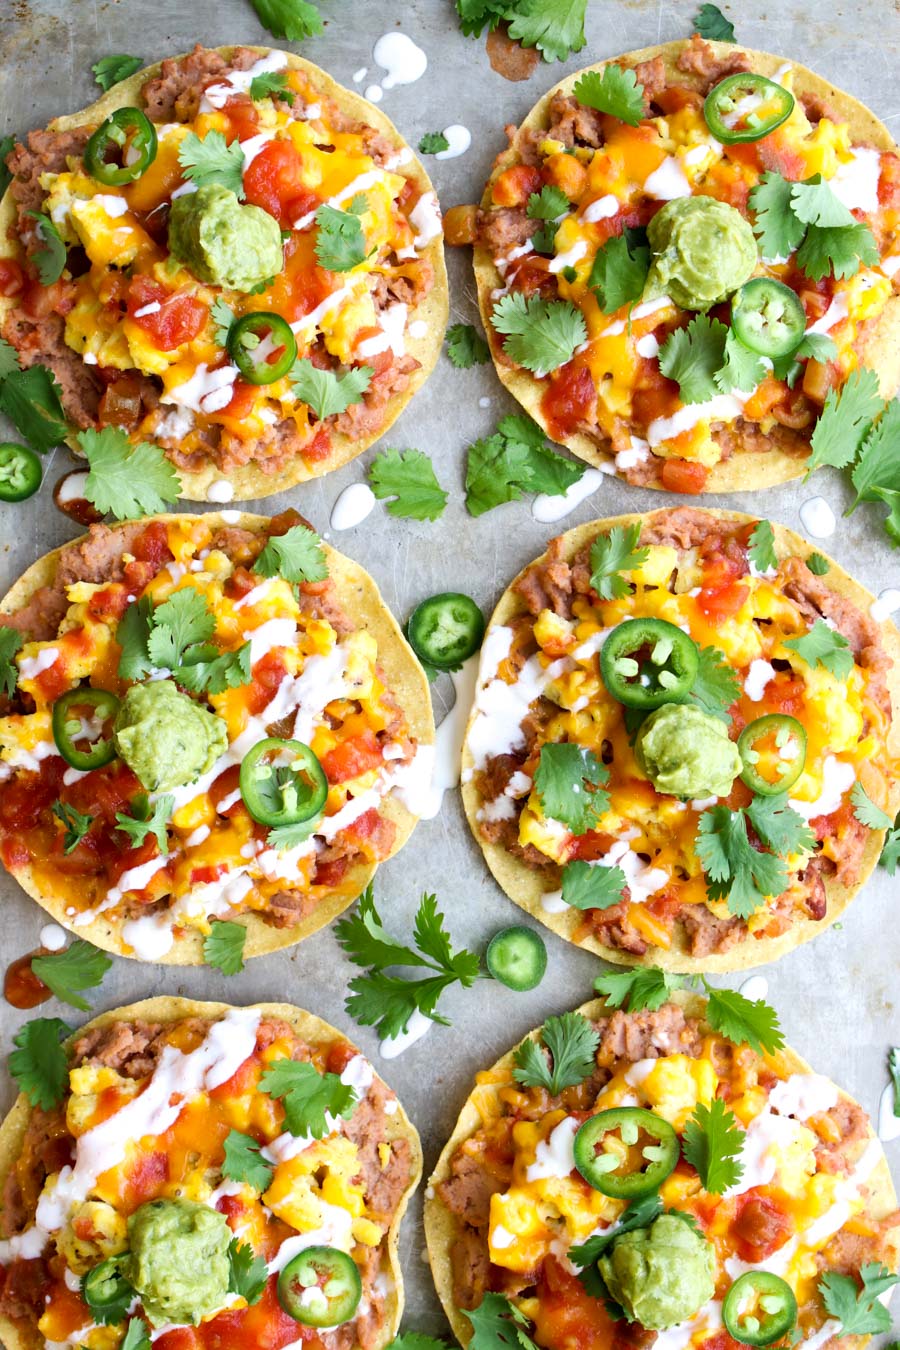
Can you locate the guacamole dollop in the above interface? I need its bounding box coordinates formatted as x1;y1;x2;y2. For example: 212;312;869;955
125;1199;232;1327
634;703;741;798
168;184;283;291
114;680;228;792
599;1213;716;1330
645;197;757;311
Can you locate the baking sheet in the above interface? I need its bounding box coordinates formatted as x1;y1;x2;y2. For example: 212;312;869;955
1;0;900;1334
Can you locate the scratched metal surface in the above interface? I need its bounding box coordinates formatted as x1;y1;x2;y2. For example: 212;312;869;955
1;0;900;1334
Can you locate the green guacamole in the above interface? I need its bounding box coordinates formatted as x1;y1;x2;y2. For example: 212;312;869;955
634;703;742;799
599;1213;716;1330
114;680;228;792
125;1199;232;1327
645;197;757;311
168;184;283;291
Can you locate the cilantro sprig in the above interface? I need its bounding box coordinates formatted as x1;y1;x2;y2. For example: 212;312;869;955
749;171;878;280
204;920;248;975
51;800;93;854
880;815;900;875
77;427;181;519
589;523;650;599
589;230;651;314
315;199;369;272
222;1127;273;1191
696;793;814;918
465;414;583;516
694;3;735;40
573;65;644;127
256;523;329;582
594;967;686;1013
491;293;587;376
570;1192;664;1289
335;886;480;1041
226;1237;268;1305
748;519;778;573
0;628;22;699
369;448;448;521
9;1016;71;1108
453;0;587;61
534;743;609;834
562;860;626;911
446;323;490;369
178;130;245;198
850;781;892;830
92;54;143;90
783;619;853;679
117;587;251;692
249;0;325;42
27;211;67;286
462;1294;541;1350
0;357;69;453
0;136;13;199
115;794;173;851
512;1012;600;1095
249;70;293;103
31;939;112;1012
419;131;450;155
889;1047;900;1118
260;1058;358;1139
682;1097;745;1193
289;359;373;420
818;1264;899;1337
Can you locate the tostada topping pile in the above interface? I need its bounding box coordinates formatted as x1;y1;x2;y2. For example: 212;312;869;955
0;512;428;960
0;46;441;484
435;997;899;1350
468;35;900;491
0;1008;414;1350
466;509;896;961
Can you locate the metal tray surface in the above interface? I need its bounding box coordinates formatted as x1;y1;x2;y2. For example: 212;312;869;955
1;0;899;1334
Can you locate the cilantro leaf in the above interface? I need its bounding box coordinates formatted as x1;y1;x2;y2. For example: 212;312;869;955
92;54;143;90
260;1058;358;1138
589;232;651;314
570;1193;664;1273
0;628;23;698
806;552;830;575
256;523;329;582
121;1321;151;1350
289;358;372;420
715;330;767;396
177;642;252;695
0;135;16;199
369;448;448;521
0;364;69;452
27;211;67;286
796;221;879;282
505;1;588;63
77;426;181;518
465;418;582;515
0;336;20;380
572;65;644;127
249;70;293;102
849;398;900;507
226;1237;268;1305
31;939;111;1012
594;966;686;1012
682;1097;745;1194
534;742;609;834
702;980;785;1054
462;1294;540;1350
178;130;245;199
222;1128;273;1191
513;1012;600;1095
880;817;900;875
694;3;735;40
689;646;741;720
819;1264;899;1337
389;1337;452;1350
211;296;236;347
336;886;480;1040
116;599;153;681
890;1047;900;1117
446;323;490;368
790;177;856;229
115;794;173;852
850;781;893;830
745;793;815;859
658;315;728;404
748;172;806;260
9;1016;71;1108
806;366;882;473
784;619;853;678
249;0;325;41
419;131;450;155
696;805;787;917
315;202;368;272
589;522;650;600
51;801;94;855
561;860;626;910
146;588;215;669
491;293;587;376
203;920;247;976
748;520;778;573
527;185;569;221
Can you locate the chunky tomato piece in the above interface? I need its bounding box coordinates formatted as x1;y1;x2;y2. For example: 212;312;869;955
326;1040;357;1075
729;1191;792;1262
0;258;25;297
20;278;74;320
128;276;208;351
153;1329;203;1350
132;519;174;567
0;758;66;834
660;458;708;494
210;765;242;816
696;581;750;622
568;830;617;861
531;1255;615;1350
763;675;806;717
343;807;395;861
303;424;333;462
243;139;315;227
321;731;383;785
247;652;289;713
492;163;542;207
224;94;260;141
541;362;596;440
313;855;350;888
119;1150;169;1211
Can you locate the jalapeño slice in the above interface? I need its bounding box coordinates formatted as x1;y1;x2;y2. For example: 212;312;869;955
600;618;699;710
704;74;795;144
226;312;297;385
81;1255;135;1322
239;737;328;828
84;107;158;185
731;280;806;358
51;688;121;770
574;1107;679;1198
277;1245;362;1327
486;925;547;991
723;1271;798;1346
738;714;807;796
0;443;42;502
407;592;485;671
